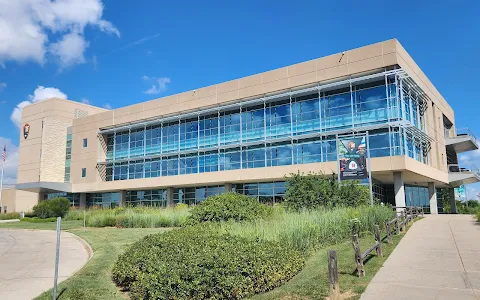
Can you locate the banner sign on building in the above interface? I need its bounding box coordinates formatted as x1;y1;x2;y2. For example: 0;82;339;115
338;136;368;181
455;185;466;200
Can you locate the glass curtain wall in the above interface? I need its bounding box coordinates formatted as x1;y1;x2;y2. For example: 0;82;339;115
100;71;429;182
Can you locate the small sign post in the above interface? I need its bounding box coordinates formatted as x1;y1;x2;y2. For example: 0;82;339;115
53;217;61;300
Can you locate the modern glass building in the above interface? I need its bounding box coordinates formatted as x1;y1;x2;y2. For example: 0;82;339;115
14;39;479;213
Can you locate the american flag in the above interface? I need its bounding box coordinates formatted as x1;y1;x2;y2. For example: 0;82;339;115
1;145;5;162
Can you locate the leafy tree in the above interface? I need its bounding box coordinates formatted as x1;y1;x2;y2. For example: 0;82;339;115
284;172;369;210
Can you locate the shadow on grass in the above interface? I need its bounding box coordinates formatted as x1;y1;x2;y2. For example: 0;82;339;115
55;288;67;300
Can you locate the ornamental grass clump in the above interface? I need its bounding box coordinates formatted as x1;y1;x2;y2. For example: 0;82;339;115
112;225;304;300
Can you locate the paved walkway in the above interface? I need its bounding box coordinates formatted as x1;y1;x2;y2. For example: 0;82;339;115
0;229;91;300
361;215;480;300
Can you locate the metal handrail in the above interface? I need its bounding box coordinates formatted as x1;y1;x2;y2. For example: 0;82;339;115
448;164;480;176
455;127;477;144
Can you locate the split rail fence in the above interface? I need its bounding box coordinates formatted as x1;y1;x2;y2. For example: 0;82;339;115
327;206;423;299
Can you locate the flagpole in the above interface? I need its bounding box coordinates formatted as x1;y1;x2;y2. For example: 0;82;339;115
0;158;4;214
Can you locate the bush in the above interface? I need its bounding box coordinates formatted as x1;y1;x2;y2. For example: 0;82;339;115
186;192;274;224
112;226;304;299
32;197;71;219
284;172;369;210
476;211;480;223
0;212;20;220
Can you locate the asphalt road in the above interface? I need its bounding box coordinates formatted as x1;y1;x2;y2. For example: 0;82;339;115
0;229;90;300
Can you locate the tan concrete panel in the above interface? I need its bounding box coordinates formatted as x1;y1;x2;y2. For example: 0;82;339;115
216;79;239;94
288;60;317;77
382;39;398;55
155;94;179;108
347;42;383;63
262;67;288;83
347;55;385;75
262;78;289;95
18;143;42;166
238;74;262;89
177;91;197;103
1;188;17;213
195;85;216;99
217;90;240;104
288;72;317;89
15;190;39;212
17;166;40;184
186;95;216;110
239;85;263;99
317;65;349;82
316;52;348;71
382;52;398;67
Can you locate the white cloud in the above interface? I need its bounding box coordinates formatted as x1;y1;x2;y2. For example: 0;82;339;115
0;82;6;91
81;98;91;105
10;86;67;127
50;31;89;69
0;137;19;185
143;76;171;95
0;0;119;68
102;103;112;109
459;149;480;166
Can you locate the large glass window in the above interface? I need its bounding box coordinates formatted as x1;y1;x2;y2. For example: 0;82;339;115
126;189;167;207
199;114;218;148
44;192;80;207
233;181;287;204
100;73;431;182
86;192;120;208
174;185;224;205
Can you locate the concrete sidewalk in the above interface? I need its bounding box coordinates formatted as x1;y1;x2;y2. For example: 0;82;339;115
0;229;91;300
361;215;480;300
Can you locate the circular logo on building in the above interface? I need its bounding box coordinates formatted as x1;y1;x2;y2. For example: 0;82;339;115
23;123;30;139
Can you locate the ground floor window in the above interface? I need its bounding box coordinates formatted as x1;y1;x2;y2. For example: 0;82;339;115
174;185;225;205
126;190;167;207
232;181;287;204
86;193;120;208
44;192;80;207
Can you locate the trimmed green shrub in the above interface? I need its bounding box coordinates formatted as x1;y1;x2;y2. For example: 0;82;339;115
0;212;20;220
284;172;369;210
112;226;304;299
186;192;274;224
32;197;70;219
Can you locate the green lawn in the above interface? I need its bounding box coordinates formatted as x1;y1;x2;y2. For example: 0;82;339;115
0;220;83;230
250;232;405;300
0;219;417;300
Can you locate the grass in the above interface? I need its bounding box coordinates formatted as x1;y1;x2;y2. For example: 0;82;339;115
250;221;417;300
218;206;395;252
65;206;191;228
35;227;171;300
0;206;413;300
0;220;83;230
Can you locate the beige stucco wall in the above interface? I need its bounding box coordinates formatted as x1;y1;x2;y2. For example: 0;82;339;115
17;98;107;185
15;190;39;212
1;188;16;213
46;39;455;192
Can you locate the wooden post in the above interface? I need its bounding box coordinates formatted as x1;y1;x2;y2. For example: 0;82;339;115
395;218;400;235
401;211;406;232
421;207;424;217
352;234;364;277
328;250;340;299
385;221;393;244
374;224;383;257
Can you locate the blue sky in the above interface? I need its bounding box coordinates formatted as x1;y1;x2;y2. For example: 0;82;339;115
1;0;479;197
